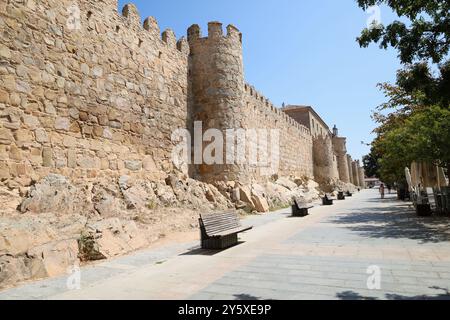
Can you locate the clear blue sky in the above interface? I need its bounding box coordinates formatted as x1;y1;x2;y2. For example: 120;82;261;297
117;0;402;162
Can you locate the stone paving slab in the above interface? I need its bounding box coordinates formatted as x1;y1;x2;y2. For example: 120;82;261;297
189;191;450;300
191;253;450;300
0;240;197;300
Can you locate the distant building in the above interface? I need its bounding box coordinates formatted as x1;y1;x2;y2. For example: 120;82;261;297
282;105;331;138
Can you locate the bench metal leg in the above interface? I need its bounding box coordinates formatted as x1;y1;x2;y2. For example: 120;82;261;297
292;205;309;217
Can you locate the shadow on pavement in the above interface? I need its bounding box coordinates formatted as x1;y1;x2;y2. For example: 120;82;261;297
179;242;246;256
328;201;450;243
336;287;450;300
233;293;275;301
336;291;378;300
234;293;262;300
364;196;404;204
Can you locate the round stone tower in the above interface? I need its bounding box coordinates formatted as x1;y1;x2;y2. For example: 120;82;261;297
347;154;354;185
188;22;249;184
352;161;360;186
332;136;350;183
359;166;366;188
312;134;335;184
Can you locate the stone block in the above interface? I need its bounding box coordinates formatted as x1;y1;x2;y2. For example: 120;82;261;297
93;126;103;137
0;162;9;180
35;128;49;143
67;149;77;168
42;147;53;167
125;160;142;171
0;89;9;104
251;195;269;213
0;128;13;145
62;135;77;148
9;145;23;161
54;117;70;131
0;44;11;59
143;155;156;171
14;129;33;143
22;114;40;129
28;239;80;277
77;154;100;169
239;186;255;208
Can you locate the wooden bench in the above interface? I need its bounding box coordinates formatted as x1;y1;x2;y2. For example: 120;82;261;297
414;190;432;217
337;191;345;200
199;212;253;250
322;194;335;206
292;199;313;217
426;188;437;211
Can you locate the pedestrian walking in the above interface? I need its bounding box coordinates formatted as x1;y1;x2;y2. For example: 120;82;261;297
380;183;385;199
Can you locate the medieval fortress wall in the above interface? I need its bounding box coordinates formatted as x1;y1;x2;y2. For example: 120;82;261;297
0;0;190;186
242;85;314;181
188;22;313;185
0;0;365;190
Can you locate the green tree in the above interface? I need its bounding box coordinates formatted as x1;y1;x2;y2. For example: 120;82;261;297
372;106;450;183
356;0;450;185
357;0;450;108
372;125;411;185
362;148;381;178
357;0;450;64
403;106;450;173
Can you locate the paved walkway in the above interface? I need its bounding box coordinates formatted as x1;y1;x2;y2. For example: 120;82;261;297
1;189;450;300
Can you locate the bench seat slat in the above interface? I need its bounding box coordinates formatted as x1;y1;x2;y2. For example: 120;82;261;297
294;200;313;210
205;225;241;233
204;219;240;226
207;226;253;237
203;219;240;226
202;216;239;222
296;204;313;209
201;212;236;217
205;224;241;233
204;221;239;227
202;217;238;223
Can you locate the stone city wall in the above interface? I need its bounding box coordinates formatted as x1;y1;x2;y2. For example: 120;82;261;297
0;0;190;188
243;84;314;182
0;0;353;191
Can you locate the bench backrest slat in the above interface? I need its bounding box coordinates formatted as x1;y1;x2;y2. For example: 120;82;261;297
294;199;309;209
427;187;436;209
200;212;241;234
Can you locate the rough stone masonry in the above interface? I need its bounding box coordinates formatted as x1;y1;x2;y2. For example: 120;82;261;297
0;0;365;288
0;0;365;187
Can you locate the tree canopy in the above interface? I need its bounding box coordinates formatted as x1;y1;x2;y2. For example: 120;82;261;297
357;0;450;64
356;0;450;185
362;147;381;178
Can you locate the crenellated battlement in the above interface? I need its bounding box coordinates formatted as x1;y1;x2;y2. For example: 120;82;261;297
187;22;242;43
79;1;190;56
122;3;141;26
244;83;312;139
119;3;189;55
143;16;159;34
